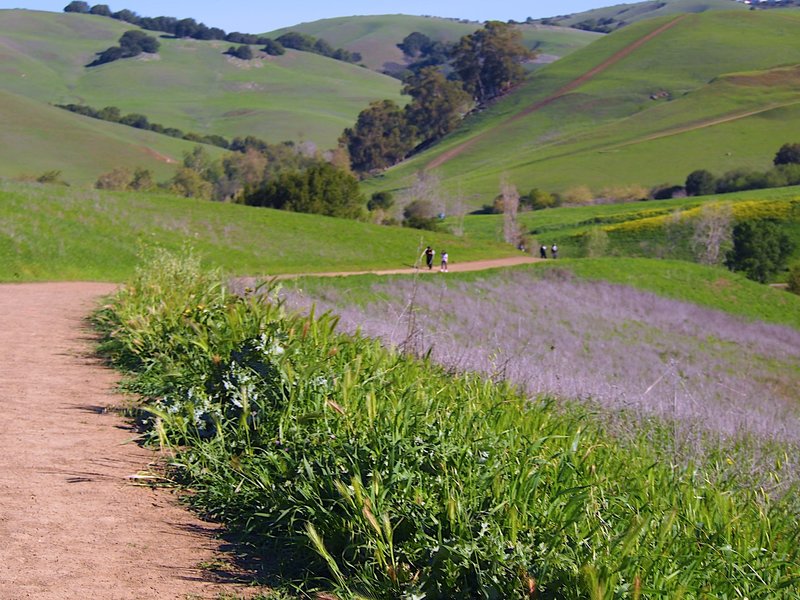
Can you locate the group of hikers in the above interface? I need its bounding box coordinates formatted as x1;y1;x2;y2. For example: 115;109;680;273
422;246;448;272
540;244;558;259
422;243;558;271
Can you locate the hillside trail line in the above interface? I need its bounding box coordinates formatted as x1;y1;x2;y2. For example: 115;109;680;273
0;282;260;600
425;14;688;171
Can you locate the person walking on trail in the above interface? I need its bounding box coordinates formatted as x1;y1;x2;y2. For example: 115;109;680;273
540;245;547;259
551;244;558;259
423;246;435;270
440;251;449;272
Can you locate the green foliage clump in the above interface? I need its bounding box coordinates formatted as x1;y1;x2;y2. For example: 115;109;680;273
94;250;800;599
225;44;253;60
788;262;800;295
451;21;534;105
275;32;361;63
726;220;795;283
774;142;800;166
340;100;414;173
523;188;559;210
87;30;160;67
685;169;716;197
95;167;154;191
244;162;365;219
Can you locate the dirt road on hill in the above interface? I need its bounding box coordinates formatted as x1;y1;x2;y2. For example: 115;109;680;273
425;15;688;171
0;282;257;600
0;257;539;598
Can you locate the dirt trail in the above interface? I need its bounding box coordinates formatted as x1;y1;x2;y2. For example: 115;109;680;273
0;282;254;600
426;15;688;171
269;255;542;280
0;259;539;597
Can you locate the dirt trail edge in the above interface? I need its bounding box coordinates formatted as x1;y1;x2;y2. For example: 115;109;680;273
0;282;255;600
426;15;688;171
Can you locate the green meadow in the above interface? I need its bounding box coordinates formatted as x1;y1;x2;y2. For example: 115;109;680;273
0;89;215;183
0;180;515;282
367;10;800;205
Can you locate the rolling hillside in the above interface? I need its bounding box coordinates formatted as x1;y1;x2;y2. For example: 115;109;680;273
541;0;746;30
366;10;800;205
266;14;601;74
0;89;219;184
0;9;402;150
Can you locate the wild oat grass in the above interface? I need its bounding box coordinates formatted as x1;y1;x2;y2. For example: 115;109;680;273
95;250;800;599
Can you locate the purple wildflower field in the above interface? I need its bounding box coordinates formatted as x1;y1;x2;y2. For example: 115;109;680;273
281;270;800;449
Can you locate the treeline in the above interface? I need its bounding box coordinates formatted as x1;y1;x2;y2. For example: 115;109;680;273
56;103;231;148
684;143;800;197
93;142;367;221
64;2;357;64
341;21;534;174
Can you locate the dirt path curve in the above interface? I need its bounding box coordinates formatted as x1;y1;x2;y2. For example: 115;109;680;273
0;282;253;600
426;15;688;171
269;255;542;280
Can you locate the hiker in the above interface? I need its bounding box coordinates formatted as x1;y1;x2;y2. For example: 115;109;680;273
540;245;547;259
423;245;435;270
551;244;558;259
440;251;449;272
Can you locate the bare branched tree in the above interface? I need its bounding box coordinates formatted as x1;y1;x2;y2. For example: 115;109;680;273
692;203;733;266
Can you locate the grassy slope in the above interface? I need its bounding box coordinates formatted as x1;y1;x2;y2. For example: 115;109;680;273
545;0;746;27
0;9;402;148
458;186;800;273
366;10;800;204
0;89;219;184
0;180;516;282
267;15;600;73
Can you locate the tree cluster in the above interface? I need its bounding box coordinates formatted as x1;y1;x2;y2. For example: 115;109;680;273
396;32;453;76
65;4;355;64
87;29;160;66
243;162;365;219
725;220;795;283
154;143;365;222
274;32;361;63
342;21;533;174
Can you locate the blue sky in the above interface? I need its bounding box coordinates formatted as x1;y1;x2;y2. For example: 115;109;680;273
0;1;613;32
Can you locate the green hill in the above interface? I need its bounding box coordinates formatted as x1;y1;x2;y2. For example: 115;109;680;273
0;180;516;282
542;0;747;29
0;9;402;150
458;184;800;283
366;10;800;205
0;89;219;184
266;14;600;74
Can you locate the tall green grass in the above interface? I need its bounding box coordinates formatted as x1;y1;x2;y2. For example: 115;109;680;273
94;249;800;598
